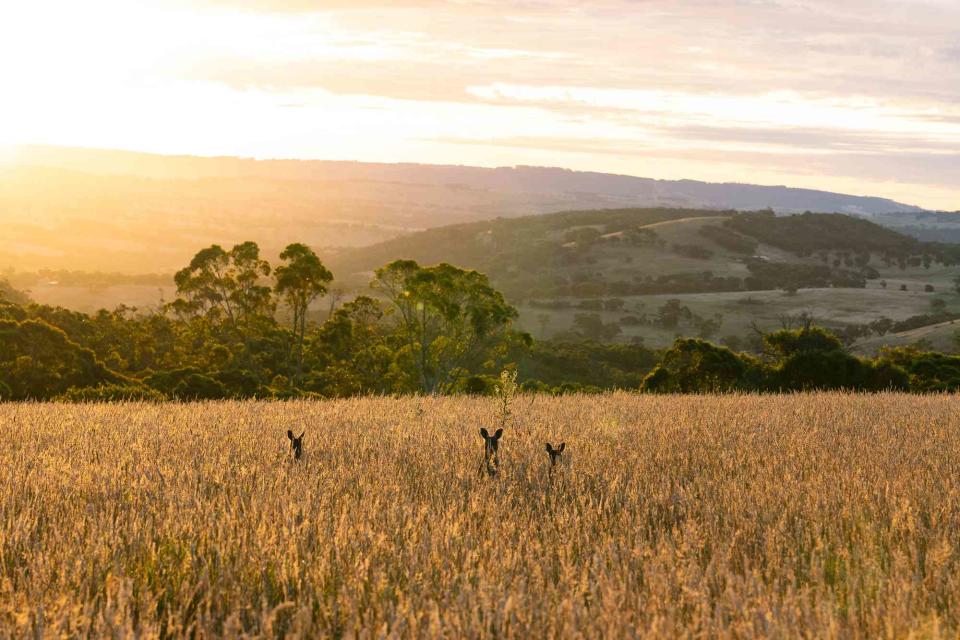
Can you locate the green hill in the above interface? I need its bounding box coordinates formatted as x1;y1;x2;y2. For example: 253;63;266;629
328;208;960;350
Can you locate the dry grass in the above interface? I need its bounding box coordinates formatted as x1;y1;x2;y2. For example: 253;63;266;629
2;394;960;638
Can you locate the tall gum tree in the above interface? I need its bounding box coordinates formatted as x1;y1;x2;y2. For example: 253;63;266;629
372;259;525;394
171;241;274;372
274;243;333;386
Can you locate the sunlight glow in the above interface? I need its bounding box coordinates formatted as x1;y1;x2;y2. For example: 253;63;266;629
0;0;957;209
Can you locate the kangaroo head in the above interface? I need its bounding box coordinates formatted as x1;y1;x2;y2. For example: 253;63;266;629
546;441;565;466
478;427;503;477
480;427;502;456
287;429;305;460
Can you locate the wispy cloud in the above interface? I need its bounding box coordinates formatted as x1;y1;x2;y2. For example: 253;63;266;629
2;0;958;209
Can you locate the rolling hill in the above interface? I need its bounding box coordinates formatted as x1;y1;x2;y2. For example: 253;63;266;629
327;209;960;351
12;144;926;214
9;207;960;353
5;145;957;274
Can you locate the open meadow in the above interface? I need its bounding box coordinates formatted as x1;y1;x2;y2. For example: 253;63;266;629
3;394;960;638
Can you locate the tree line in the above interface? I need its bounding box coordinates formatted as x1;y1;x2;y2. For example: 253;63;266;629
2;240;960;401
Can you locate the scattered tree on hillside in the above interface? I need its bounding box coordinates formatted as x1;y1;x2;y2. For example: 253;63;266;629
571;314;622;342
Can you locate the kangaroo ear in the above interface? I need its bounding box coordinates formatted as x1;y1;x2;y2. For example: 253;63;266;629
546;443;553;453
479;428;489;438
558;442;565;452
298;431;305;440
287;430;294;440
493;428;503;440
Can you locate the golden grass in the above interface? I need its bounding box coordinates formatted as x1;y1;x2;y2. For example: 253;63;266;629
2;393;960;638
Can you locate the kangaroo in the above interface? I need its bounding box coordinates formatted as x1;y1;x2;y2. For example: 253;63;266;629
287;429;305;460
546;442;565;476
478;428;503;477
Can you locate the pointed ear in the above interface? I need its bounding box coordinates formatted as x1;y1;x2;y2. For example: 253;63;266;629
493;428;503;440
479;428;489;439
287;430;294;440
546;443;553;453
298;431;305;440
558;442;565;452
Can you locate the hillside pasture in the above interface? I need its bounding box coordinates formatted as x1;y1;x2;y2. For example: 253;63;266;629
854;319;960;355
2;394;960;637
521;284;960;349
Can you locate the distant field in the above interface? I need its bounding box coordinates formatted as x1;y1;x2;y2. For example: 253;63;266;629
25;283;177;314
3;395;960;637
508;214;960;348
854;319;960;355
520;283;960;349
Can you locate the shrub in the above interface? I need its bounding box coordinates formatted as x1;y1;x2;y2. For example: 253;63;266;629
457;375;497;395
214;369;267;398
880;347;960;392
173;374;228;400
774;350;868;391
862;360;910;391
144;367;205;396
641;338;761;393
763;327;844;358
519;379;552;394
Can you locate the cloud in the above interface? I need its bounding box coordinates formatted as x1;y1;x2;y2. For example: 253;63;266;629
176;0;960;106
192;0;443;11
654;125;960;155
7;0;960;208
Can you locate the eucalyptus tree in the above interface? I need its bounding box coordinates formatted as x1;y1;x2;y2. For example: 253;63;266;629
372;259;523;394
171;241;274;371
274;243;332;385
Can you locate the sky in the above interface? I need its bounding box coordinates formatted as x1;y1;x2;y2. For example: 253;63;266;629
0;0;958;209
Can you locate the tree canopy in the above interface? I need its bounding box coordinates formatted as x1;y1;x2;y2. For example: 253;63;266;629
372;260;526;394
1;239;957;401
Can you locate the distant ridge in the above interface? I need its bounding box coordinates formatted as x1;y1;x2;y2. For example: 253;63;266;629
10;145;926;217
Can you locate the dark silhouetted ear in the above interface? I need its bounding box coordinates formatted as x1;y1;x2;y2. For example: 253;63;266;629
298;431;305;440
546;443;554;453
558;442;565;452
287;430;294;441
493;428;503;440
480;428;489;439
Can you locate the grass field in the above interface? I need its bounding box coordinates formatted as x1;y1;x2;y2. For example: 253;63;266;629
3;394;960;637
